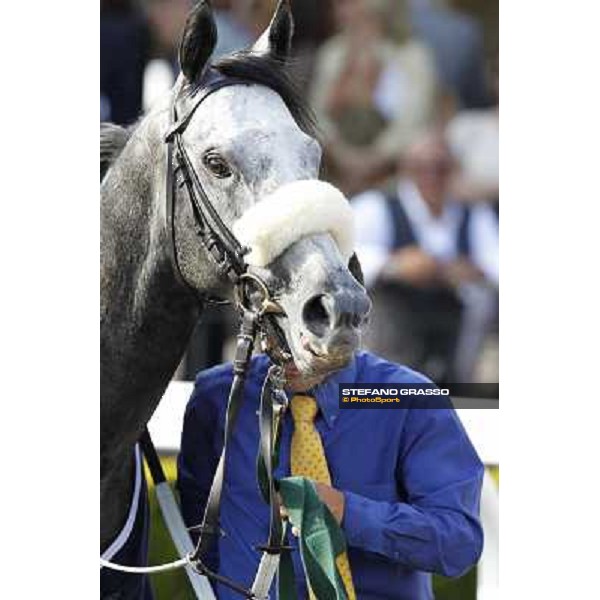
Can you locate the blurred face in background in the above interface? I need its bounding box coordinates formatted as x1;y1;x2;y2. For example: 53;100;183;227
332;0;385;40
404;133;455;212
147;0;193;56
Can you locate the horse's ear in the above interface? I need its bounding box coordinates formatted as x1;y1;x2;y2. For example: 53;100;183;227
252;0;294;61
178;1;217;82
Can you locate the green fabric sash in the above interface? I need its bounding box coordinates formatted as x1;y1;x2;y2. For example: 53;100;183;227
278;477;349;600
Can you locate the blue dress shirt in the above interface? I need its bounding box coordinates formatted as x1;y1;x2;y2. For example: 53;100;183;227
177;351;483;599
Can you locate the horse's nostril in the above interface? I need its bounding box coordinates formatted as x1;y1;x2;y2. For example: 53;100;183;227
302;294;331;338
302;291;369;339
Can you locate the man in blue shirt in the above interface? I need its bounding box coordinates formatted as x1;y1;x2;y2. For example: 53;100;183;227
177;351;483;599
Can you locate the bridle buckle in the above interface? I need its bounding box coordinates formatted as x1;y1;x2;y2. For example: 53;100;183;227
234;273;284;317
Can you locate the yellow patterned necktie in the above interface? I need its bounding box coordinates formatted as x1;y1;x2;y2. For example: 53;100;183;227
290;394;356;600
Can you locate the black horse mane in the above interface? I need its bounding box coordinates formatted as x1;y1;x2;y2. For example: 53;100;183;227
100;122;136;180
100;51;316;178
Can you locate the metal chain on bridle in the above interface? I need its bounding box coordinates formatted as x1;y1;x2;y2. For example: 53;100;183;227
100;70;297;599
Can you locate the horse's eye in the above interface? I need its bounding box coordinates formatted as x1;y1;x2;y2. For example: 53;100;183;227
202;152;232;179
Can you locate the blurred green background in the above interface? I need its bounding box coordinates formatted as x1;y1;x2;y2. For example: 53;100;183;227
146;456;498;599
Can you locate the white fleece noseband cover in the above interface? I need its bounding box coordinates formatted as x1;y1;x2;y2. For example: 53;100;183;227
232;180;355;267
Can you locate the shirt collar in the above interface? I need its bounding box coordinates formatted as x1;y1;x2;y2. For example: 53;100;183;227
271;353;358;428
310;354;358;428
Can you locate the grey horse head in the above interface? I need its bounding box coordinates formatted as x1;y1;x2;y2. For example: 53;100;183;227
166;1;371;378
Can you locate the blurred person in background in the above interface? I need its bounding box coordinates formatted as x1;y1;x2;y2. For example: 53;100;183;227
141;0;192;111
353;130;498;383
447;52;499;210
408;0;490;111
101;0;149;124
311;0;438;196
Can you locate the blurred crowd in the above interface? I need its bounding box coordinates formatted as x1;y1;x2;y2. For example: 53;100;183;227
101;0;499;385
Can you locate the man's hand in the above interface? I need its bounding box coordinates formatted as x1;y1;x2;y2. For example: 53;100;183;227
279;483;345;534
382;246;440;287
314;482;345;524
441;258;483;288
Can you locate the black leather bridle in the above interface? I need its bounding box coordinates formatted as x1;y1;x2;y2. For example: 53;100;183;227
164;68;291;349
156;68;294;597
164;70;252;289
